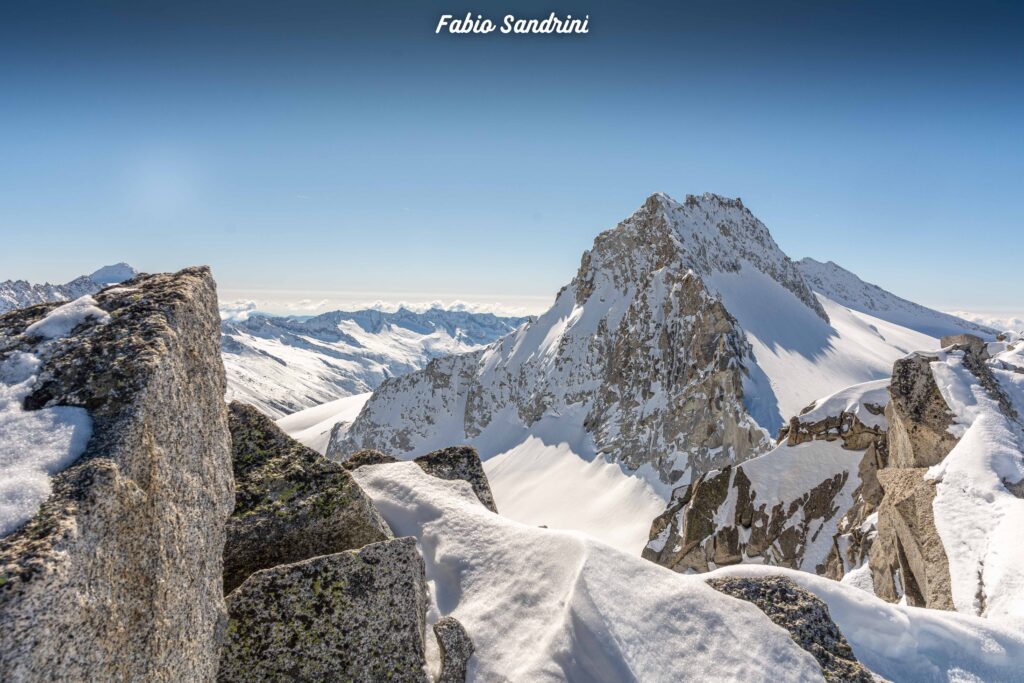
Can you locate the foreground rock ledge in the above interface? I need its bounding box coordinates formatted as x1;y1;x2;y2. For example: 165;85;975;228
708;576;873;682
218;537;429;683
0;267;234;681
224;401;391;594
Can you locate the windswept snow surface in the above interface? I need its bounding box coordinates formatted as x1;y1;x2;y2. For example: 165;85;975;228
483;436;666;554
926;343;1024;623
796;258;995;338
354;463;825;683
222;308;527;418
708;565;1024;683
275;392;371;453
0;351;92;538
798;378;891;430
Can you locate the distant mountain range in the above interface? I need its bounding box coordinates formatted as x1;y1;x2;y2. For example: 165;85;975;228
0;263;138;314
221;308;530;418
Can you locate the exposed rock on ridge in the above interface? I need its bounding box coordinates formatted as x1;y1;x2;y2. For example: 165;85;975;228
708;576;873;682
223;401;392;594
644;381;888;574
218;538;430;683
0;267;233;681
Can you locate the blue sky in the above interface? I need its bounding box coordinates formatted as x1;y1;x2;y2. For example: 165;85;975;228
1;0;1021;314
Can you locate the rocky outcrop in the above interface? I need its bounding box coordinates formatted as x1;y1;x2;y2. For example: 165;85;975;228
342;448;399;469
645;383;887;574
865;340;970;608
0;267;234;681
869;468;953;609
886;351;959;468
413;446;497;514
707;576;873;682
223;401;391;593
433;616;475;683
867;334;1023;613
342;445;498;514
218;538;429;682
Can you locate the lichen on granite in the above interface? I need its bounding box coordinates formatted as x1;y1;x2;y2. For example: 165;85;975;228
224;401;391;594
218;537;429;683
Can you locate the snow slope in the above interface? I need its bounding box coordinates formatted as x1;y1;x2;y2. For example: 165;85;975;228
926;336;1024;623
275;392;371;453
222;308;528;418
355;462;1024;682
0;263;138;314
483;436;666;554
353;463;825;682
796;258;995;338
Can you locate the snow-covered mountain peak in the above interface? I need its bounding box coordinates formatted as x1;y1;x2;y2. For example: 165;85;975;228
611;192;828;322
88;263;138;284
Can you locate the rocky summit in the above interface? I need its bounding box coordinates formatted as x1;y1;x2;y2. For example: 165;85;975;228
0;267;233;681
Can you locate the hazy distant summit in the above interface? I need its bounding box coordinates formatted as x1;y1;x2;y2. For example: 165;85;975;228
0;263;139;314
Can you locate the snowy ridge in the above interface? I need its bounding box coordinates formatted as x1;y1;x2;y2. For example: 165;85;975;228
222;307;529;419
927;335;1024;623
354;461;1024;682
354;463;825;682
796;258;995;338
0;263;138;315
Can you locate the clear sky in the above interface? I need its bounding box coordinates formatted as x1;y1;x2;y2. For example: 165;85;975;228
1;0;1021;315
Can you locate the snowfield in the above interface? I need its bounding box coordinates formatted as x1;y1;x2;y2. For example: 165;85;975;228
275;392;371;453
354;462;1024;682
354;463;825;682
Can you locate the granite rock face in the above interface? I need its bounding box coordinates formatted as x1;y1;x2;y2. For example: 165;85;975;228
0;267;234;681
223;402;392;594
433;616;475;683
869;468;953;609
218;537;429;683
886;352;959;469
707;576;873;682
414;446;497;514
